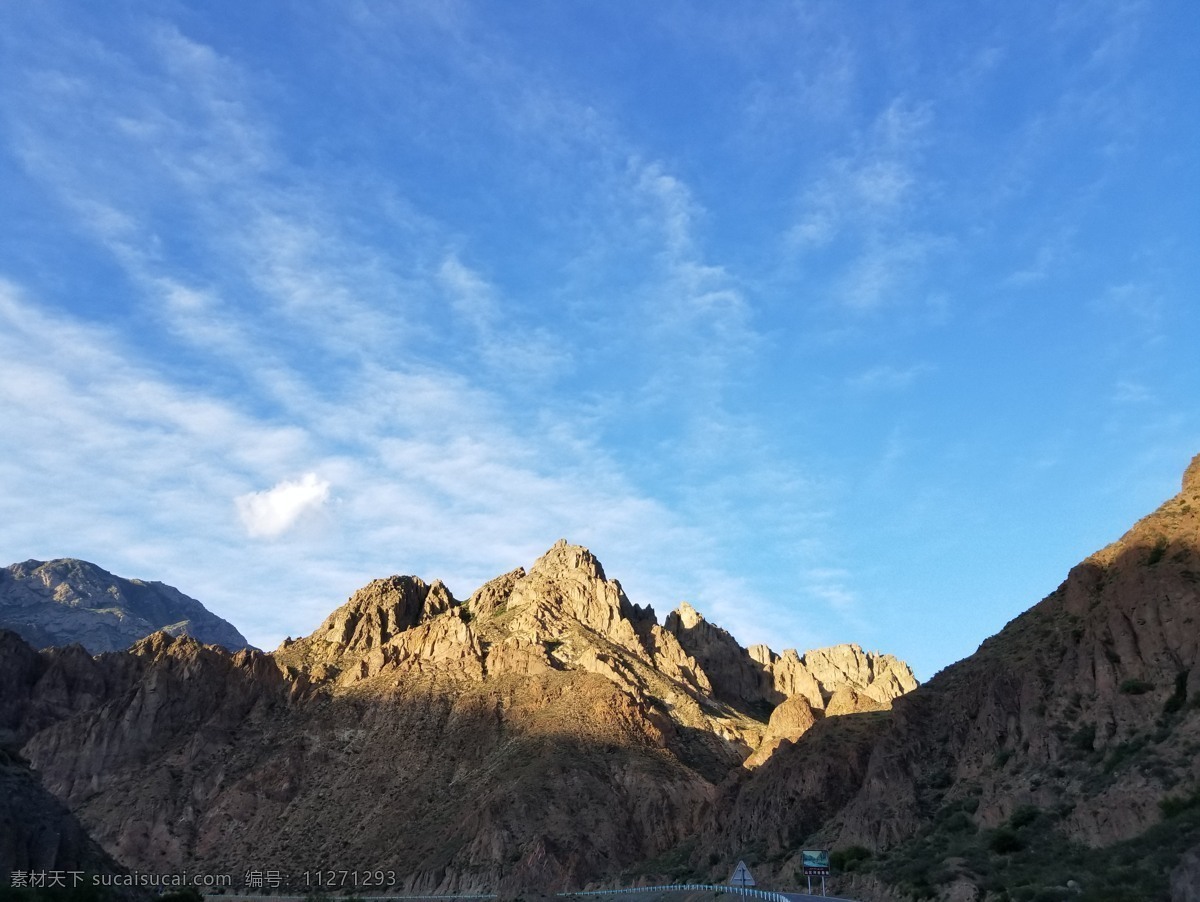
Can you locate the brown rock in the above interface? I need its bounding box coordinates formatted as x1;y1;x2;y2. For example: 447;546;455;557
744;694;818;768
1184;453;1200;495
824;685;888;717
764;648;828;709
0;745;129;886
664;601;773;708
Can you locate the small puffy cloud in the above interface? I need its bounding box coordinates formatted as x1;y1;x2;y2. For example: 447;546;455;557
236;473;330;538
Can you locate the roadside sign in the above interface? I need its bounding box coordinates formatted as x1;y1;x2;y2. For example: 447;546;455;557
729;860;756;887
801;850;830;876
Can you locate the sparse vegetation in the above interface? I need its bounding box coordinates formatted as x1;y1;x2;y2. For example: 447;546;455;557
1159;786;1200;818
1162;670;1189;715
0;886;120;902
1146;535;1169;565
990;826;1025;853
863;784;1200;901
829;845;872;872
623;837;700;883
1118;678;1154;695
1008;805;1041;829
1070;723;1095;752
1101;737;1146;774
157;891;204;902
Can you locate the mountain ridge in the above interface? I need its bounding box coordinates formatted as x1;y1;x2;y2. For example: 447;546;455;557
0;558;251;654
2;537;917;893
14;447;1200;900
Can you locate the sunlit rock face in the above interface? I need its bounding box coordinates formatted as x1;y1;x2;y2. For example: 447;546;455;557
3;538;918;893
664;596;917;714
0;558;250;653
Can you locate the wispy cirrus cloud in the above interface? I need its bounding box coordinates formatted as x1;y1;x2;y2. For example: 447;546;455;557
787;98;933;250
848;363;933;391
0;8;842;658
7;1;1190;686
0;277;715;644
0;7;805;638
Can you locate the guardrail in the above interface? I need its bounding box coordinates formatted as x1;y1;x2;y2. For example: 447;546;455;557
558;884;788;902
201;895;498;900
557;884;858;902
204;883;855;902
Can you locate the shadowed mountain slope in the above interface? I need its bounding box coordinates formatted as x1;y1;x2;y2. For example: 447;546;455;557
0;745;130;888
696;454;1200;901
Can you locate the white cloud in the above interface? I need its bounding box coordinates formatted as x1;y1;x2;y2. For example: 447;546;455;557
235;474;331;539
801;567;859;614
0;9;844;664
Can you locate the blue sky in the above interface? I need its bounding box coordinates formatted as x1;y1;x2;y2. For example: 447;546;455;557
1;1;1197;680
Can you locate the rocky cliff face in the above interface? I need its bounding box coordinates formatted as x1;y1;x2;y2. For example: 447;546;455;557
663;598;916;734
0;559;250;653
699;454;1200;901
5;540;917;893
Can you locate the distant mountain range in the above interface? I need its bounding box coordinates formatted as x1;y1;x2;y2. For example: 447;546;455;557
0;558;250;653
3;457;1200;900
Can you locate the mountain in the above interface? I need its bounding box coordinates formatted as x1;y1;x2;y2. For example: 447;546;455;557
0;558;250;653
697;455;1200;901
11;445;1200;901
1;539;914;894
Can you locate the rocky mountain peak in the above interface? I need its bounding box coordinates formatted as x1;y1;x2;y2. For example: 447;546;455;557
1184;452;1200;494
665;599;917;716
529;538;609;582
664;600;769;708
798;643;917;703
502;540;654;640
673;600;705;630
0;537;927;895
316;575;455;651
272;574;470;679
